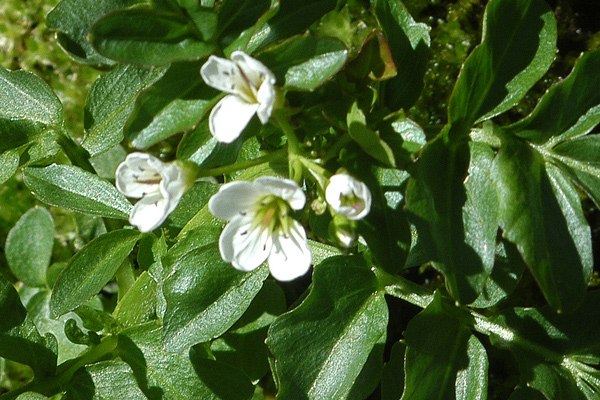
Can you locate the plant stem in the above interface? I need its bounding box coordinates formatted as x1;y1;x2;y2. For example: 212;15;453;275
382;271;565;364
194;148;287;178
273;112;303;182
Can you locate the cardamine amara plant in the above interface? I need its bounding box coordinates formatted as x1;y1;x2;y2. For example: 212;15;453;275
1;0;600;398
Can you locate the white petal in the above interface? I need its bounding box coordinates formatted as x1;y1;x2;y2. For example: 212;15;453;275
129;193;169;233
116;153;163;198
200;55;239;94
325;174;372;220
209;94;258;143
268;221;312;281
209;180;263;221
231;51;276;89
160;163;187;215
219;214;271;272
253;176;306;210
232;225;272;272
256;78;275;124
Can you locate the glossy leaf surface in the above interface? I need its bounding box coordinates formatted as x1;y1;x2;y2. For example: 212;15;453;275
23;164;132;220
268;256;388;399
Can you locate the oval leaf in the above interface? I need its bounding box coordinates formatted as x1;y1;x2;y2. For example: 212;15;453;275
6;207;55;287
162;242;269;352
448;0;556;133
50;229;141;317
267;255;388;399
0;66;64;126
402;291;488;400
492;133;590;312
83;63;168;156
258;34;348;91
91;10;215;66
23;164;132;219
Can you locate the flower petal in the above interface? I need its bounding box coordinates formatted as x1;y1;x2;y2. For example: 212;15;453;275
268;221;312;281
256;78;275;124
209;180;263;221
200;55;238;94
231;51;276;89
325;173;372;220
254;176;306;210
129;193;169;233
209;94;258;143
116;153;163;198
219;214;271;272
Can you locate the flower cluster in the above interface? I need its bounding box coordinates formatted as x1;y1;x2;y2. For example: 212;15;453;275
115;53;373;281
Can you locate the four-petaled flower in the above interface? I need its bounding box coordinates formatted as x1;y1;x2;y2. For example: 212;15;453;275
116;153;195;233
325;173;372;220
209;176;312;281
201;51;276;143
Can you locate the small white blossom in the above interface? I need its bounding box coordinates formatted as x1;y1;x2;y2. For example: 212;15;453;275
201;51;276;143
325;173;372;220
209;176;312;281
116;153;194;233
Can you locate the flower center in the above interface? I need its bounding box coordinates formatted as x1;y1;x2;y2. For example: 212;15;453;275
252;195;292;236
340;192;366;213
232;64;261;104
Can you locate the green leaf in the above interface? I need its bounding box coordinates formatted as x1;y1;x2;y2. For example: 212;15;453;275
65;361;148;399
508;387;547;400
247;0;337;52
347;102;396;167
83;64;168;156
91;10;215;66
381;341;406;400
508;49;600;144
551;134;600;208
448;0;556;133
113;272;158;328
0;66;64;126
6;207;55;287
0;149;19;184
375;0;430;111
211;280;286;382
118;322;254;400
50;229;141;317
23;164;133;220
267;255;388;399
15;393;51;400
216;0;270;45
257;34;348;91
47;0;144;65
402;291;487;400
162;242;269;352
0;274;57;377
405;135;495;304
124;61;218;149
492;292;600;400
471;239;527;309
492;133;591;312
166;181;219;229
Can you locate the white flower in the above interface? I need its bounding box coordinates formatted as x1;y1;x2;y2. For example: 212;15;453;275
200;51;276;143
208;176;312;281
116;153;195;233
325;173;372;220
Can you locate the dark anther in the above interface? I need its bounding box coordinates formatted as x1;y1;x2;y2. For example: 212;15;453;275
240;230;248;236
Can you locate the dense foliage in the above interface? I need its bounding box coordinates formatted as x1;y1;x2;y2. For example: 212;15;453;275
1;0;600;399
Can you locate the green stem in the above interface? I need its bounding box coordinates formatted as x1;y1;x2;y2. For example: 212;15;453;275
273;112;303;182
292;154;331;190
0;335;119;400
195;148;287;178
382;271;565;364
